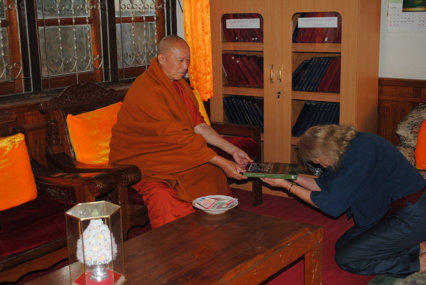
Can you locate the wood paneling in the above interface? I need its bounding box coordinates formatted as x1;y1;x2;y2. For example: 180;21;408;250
378;78;426;145
0;97;51;166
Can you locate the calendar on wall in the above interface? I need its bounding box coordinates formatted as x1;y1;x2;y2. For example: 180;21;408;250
388;0;426;32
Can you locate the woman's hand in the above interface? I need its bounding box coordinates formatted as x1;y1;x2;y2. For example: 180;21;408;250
260;178;292;188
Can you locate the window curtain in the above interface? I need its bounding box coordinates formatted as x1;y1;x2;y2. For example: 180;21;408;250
183;0;213;101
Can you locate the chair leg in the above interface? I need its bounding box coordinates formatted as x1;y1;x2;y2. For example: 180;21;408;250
117;186;131;240
252;180;262;206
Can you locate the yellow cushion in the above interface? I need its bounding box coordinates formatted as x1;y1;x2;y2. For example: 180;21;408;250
193;89;211;126
0;133;37;211
415;119;426;169
67;102;122;165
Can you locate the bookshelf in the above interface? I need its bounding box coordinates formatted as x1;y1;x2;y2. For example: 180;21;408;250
210;0;381;163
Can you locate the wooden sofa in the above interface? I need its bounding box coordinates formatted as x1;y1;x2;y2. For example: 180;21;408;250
0;126;107;283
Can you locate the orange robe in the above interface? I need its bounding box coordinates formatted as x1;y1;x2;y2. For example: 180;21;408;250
109;58;229;204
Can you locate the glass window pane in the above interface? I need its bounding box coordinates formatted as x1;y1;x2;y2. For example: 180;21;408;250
0;27;11;81
116;21;156;68
39;25;94;76
37;0;89;19
115;0;155;17
0;0;5;19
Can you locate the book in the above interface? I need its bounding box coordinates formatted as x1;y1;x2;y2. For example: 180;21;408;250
243;162;299;179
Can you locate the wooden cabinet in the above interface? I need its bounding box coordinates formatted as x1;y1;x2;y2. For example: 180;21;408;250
210;0;381;163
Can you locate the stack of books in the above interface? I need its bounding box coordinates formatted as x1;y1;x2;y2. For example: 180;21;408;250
222;54;263;88
293;12;342;43
222;13;263;42
292;57;340;93
223;96;263;128
292;101;340;137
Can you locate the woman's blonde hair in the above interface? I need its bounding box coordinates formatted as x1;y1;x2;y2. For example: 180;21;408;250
297;124;357;167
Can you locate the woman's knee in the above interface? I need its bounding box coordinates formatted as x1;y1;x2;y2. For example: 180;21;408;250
335;246;352;269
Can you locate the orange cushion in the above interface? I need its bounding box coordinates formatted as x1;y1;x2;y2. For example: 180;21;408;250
415;119;426;169
66;102;122;165
0;133;37;211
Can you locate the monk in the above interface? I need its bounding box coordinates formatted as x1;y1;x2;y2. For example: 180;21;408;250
110;35;252;228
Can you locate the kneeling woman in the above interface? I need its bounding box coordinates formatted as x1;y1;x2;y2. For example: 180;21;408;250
262;124;426;277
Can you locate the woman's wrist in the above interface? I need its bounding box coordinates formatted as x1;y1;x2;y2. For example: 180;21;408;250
288;182;295;193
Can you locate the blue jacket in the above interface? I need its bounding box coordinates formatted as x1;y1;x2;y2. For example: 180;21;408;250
311;132;425;227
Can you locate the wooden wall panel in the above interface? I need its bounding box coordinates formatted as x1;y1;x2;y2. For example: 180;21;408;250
0;98;50;166
378;78;426;145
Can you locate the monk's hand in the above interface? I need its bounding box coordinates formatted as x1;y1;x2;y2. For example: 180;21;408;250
260;178;290;188
223;160;248;180
231;149;253;169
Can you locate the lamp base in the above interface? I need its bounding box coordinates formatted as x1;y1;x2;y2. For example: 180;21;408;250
73;269;125;285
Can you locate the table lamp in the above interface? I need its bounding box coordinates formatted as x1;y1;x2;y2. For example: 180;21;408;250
66;201;125;285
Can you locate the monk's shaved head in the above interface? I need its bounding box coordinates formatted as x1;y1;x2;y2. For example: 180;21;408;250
157;35;190;81
158;35;189;55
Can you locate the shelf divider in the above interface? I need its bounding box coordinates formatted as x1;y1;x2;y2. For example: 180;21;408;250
292;91;340;102
222;42;263;52
223;86;264;97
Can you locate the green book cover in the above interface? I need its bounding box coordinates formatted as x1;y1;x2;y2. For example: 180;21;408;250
243;162;299;179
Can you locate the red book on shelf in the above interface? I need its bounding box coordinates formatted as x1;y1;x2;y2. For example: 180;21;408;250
248;56;263;88
222;15;234;42
253;15;263;42
328;59;341;92
298;12;316;43
240;13;254;42
309;12;326;43
222;54;238;86
235;56;257;87
323;12;341;43
295;14;306;42
241;56;262;87
335;15;342;43
317;57;339;92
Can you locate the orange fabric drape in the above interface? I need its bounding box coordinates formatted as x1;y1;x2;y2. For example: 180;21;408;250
183;0;213;101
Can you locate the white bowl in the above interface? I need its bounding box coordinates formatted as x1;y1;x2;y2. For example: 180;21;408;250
193;195;238;215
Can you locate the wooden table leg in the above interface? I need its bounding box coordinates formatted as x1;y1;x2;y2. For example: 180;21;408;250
304;228;323;285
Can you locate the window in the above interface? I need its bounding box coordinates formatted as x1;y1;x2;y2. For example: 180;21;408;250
0;0;170;97
0;0;23;94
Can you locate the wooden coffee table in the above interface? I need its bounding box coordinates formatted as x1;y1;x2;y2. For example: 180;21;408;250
25;209;323;284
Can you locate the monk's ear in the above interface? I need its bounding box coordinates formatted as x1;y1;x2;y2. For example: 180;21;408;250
157;54;166;65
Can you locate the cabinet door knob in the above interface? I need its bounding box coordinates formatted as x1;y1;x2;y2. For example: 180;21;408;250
270;64;274;83
278;66;283;83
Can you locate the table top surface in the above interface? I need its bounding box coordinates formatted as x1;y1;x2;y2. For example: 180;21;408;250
25;209;320;285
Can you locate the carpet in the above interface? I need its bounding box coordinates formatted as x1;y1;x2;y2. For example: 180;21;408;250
231;188;374;285
368;272;426;285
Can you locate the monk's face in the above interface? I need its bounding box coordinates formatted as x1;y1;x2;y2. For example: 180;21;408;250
158;42;190;81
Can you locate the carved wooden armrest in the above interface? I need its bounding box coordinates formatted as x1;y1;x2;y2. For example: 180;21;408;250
46;151;141;187
210;122;262;143
34;172;98;202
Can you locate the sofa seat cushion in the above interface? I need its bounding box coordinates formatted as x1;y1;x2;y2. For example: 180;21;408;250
0;197;73;257
210;136;259;162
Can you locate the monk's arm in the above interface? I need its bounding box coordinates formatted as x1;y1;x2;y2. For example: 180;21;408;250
194;123;241;154
209;155;247;180
194;123;253;168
